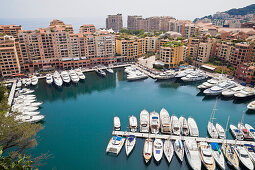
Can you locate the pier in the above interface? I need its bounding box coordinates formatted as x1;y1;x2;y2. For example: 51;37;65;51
8;80;16;106
112;131;255;146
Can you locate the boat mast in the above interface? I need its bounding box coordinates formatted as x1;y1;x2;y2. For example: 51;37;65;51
240;111;245;126
224;115;230;145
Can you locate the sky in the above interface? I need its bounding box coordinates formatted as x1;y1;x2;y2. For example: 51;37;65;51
0;0;254;27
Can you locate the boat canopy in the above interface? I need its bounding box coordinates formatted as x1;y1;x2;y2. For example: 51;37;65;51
250;129;255;132
113;136;122;141
152;117;158;119
211;142;219;150
128;135;135;142
243;129;248;133
234;129;241;133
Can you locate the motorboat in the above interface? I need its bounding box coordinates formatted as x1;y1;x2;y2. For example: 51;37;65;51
15;115;44;123
143;138;153;163
247;100;255;110
245;124;255;140
16;94;35;98
75;69;86;80
106;136;125;155
164;139;174;163
96;68;106;76
208;121;218;139
22;79;26;85
210;142;225;170
69;70;80;83
129;115;137;132
244;144;255;164
215;123;225;139
13;106;39;112
234;87;255;99
221;86;244;98
203;81;236;96
181;72;207;82
61;71;71;84
22;111;40;116
238;123;253;141
127;71;147;81
14;102;42;108
46;74;53;84
125;135;136;156
113;116;121;131
184;139;201;170
106;68;114;74
150;111;160;134
234;145;254;170
16;80;22;88
179;116;189;136
125;66;136;74
14;99;36;104
17;88;34;94
230;124;244;140
171;115;180;135
175;69;194;78
140;109;150;133
31;76;38;86
174;138;184;162
160;108;171;134
188;117;199;137
24;78;31;86
221;143;239;170
198;142;216;170
16;95;36;100
155;72;175;80
153;139;163;162
53;71;63;87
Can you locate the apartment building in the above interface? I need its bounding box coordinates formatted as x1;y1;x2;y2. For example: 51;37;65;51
215;42;231;61
236;63;255;84
182;24;196;39
187;38;200;59
0;35;21;77
196;42;212;63
49;19;74;34
79;24;96;33
0;25;22;39
145;37;158;53
160;41;187;68
106;14;123;32
127;16;142;30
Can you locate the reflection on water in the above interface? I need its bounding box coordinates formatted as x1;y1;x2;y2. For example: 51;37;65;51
32;69;119;102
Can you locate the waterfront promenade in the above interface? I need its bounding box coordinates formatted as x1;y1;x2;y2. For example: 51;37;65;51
113;131;255;146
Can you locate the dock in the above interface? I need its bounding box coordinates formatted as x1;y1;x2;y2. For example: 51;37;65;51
112;131;255;146
8;80;16;106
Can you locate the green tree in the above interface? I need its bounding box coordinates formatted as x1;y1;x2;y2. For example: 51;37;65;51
0;83;43;169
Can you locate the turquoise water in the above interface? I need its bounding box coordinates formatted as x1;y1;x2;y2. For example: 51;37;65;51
30;68;255;170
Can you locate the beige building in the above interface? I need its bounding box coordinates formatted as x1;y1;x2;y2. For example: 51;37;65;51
106;14;123;32
0;25;22;39
196;42;212;63
79;24;96;33
0;35;21;77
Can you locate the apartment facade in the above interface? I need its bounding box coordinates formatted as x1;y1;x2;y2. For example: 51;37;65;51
236;63;255;84
0;35;21;77
0;25;22;39
79;24;96;33
106;14;123;32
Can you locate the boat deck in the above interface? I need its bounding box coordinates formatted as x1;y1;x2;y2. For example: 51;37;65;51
112;131;255;146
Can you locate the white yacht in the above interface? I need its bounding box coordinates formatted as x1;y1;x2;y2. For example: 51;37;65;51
198;142;215;170
230;124;244;140
208;121;218;139
113;116;121;131
153;139;163;162
197;81;216;91
171;115;180;135
61;71;71;84
13;106;39;112
16;95;36;100
127;71;147;81
106;136;125;155
160;108;171;134
210;142;225;170
222;143;239;170
17;88;34;94
69;70;80;83
31;76;38;86
22;111;40;116
125;135;136;156
238;123;253;141
244;144;255;164
75;69;86;80
14;98;36;104
174;138;184;162
222;86;244;97
247;100;255;110
96;68;106;76
234;145;254;170
245;124;255;140
140;109;150;133
179;116;189;136
15;115;44;123
17;80;22;88
234;87;255;99
129;115;137;132
184;139;201;170
188;117;199;137
143;138;153;163
150;111;160;134
25;78;32;86
53;71;63;87
215;123;225;139
155;72;175;80
46;74;53;85
203;81;236;96
175;69;194;78
106;67;114;74
181;72;207;82
164;139;174;163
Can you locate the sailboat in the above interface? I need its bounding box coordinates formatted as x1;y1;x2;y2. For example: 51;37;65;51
221;116;239;170
164;138;174;163
238;111;253;141
125;135;136;156
207;99;218;138
233;145;254;170
210;142;225;170
153;138;163;162
174;137;184;162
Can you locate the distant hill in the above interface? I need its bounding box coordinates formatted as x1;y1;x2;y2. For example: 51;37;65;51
194;4;255;22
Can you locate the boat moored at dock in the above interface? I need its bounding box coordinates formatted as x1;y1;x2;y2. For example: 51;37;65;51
113;116;121;131
233;145;254;170
179;116;189;136
198;142;215;170
160;108;171;134
129;115;137;132
247;100;255;110
150;111;160;134
188;117;199;137
46;74;53;85
245;124;255;140
171;115;180;135
106;136;125;155
140;109;150;133
153;139;163;162
143;138;153;163
222;143;239;170
164;139;174;163
210;142;225;170
125;135;136;156
230;124;244;140
53;71;63;87
174;138;184;162
184;139;201;170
